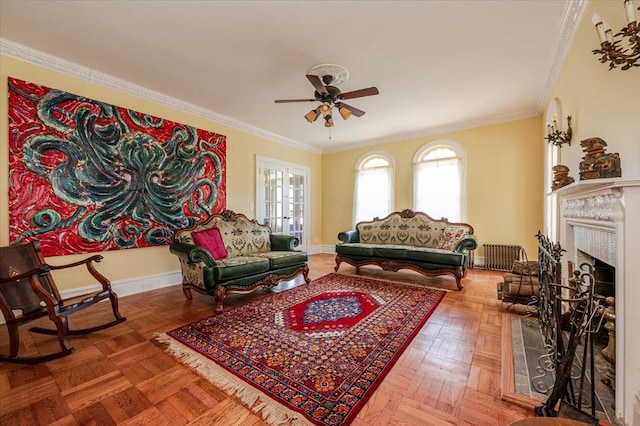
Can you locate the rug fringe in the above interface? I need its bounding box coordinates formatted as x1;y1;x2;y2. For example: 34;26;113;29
154;333;313;426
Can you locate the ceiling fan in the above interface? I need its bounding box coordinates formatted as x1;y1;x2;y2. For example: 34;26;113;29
274;72;379;128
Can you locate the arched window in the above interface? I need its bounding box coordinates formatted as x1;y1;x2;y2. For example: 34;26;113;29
353;152;394;225
413;141;465;222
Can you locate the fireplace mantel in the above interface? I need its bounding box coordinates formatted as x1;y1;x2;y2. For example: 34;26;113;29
558;178;640;425
553;177;640;198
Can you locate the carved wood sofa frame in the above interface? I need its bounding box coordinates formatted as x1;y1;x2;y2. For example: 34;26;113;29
170;210;310;313
335;209;478;290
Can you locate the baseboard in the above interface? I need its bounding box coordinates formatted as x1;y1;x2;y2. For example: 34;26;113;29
307;245;336;255
60;270;181;299
0;271;181;324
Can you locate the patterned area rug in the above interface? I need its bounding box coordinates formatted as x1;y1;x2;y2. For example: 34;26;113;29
156;273;445;426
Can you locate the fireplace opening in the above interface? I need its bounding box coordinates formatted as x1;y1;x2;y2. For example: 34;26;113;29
576;250;615;298
573;249;616;420
593;258;615;299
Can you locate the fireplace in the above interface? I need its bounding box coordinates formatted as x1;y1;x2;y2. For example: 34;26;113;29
557;178;640;425
576;251;615;299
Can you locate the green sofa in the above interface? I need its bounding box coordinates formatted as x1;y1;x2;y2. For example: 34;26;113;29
335;209;478;290
170;210;309;313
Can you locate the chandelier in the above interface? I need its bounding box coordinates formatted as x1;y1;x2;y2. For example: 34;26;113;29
592;0;640;70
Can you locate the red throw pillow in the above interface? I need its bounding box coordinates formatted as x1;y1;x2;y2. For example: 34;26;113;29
191;227;228;260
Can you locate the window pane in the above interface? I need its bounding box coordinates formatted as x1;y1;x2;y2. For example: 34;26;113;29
362;157;389;169
422;147;456;161
414;153;462;222
354;166;392;224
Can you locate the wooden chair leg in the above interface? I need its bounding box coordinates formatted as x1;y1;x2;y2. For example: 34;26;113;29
53;315;73;355
1;318;74;364
30;293;126;336
7;323;20;359
107;292;125;321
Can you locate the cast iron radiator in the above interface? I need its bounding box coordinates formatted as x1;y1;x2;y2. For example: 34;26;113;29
483;244;523;271
466;250;475;269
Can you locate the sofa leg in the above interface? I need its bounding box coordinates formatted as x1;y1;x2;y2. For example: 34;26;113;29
213;286;225;314
302;265;311;284
455;275;463;290
183;287;192;300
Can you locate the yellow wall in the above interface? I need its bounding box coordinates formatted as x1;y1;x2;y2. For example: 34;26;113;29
0;56;322;289
322;117;545;258
545;0;640;178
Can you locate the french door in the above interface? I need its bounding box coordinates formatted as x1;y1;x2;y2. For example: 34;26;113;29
256;156;309;250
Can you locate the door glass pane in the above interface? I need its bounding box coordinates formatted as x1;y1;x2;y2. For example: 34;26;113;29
258;162;307;248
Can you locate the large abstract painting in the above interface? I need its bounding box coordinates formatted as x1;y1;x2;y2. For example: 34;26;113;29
8;77;226;257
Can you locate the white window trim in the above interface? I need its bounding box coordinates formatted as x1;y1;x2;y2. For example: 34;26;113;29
544;99;562;240
412;140;467;222
353;151;395;226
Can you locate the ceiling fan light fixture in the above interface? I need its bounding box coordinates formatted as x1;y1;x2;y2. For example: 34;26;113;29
320;102;332;116
304;109;319;123
275;67;379;128
338;105;352;120
324;115;334;127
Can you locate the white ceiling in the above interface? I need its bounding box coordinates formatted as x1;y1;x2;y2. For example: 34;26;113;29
0;1;575;153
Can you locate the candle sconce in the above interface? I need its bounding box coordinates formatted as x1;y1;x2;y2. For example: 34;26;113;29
592;0;639;70
545;115;572;148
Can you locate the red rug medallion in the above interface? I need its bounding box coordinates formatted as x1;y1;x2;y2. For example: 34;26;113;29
157;273;445;425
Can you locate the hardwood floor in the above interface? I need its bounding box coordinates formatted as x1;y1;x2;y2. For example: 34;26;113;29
0;254;537;425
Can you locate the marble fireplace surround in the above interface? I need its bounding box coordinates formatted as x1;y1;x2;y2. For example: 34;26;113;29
557;178;640;425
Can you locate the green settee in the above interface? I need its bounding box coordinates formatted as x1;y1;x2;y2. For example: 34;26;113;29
335;209;478;290
170;210;310;313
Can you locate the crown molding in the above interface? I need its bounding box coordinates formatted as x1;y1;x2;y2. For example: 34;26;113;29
322;109;540;154
0;38;322;155
534;0;587;112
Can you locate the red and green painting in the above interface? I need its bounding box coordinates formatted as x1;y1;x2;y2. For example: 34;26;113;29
8;77;226;256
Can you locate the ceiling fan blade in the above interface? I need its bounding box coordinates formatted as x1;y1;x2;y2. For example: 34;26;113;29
336;102;365;117
274;98;317;103
338;87;379;100
306;74;329;96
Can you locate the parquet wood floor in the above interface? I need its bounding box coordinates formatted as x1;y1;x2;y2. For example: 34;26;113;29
0;254;539;425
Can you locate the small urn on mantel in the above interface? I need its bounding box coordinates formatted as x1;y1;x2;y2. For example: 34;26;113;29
551;164;575;190
579;137;622;180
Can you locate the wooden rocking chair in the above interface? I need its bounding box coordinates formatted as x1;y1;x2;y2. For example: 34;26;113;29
0;240;126;363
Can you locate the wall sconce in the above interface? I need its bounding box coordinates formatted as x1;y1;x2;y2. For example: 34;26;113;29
592;0;639;70
545;115;572;148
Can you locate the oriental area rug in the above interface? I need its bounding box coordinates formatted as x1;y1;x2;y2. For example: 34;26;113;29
155;273;446;426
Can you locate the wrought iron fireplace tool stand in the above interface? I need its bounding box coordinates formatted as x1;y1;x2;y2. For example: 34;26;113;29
535;263;604;423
